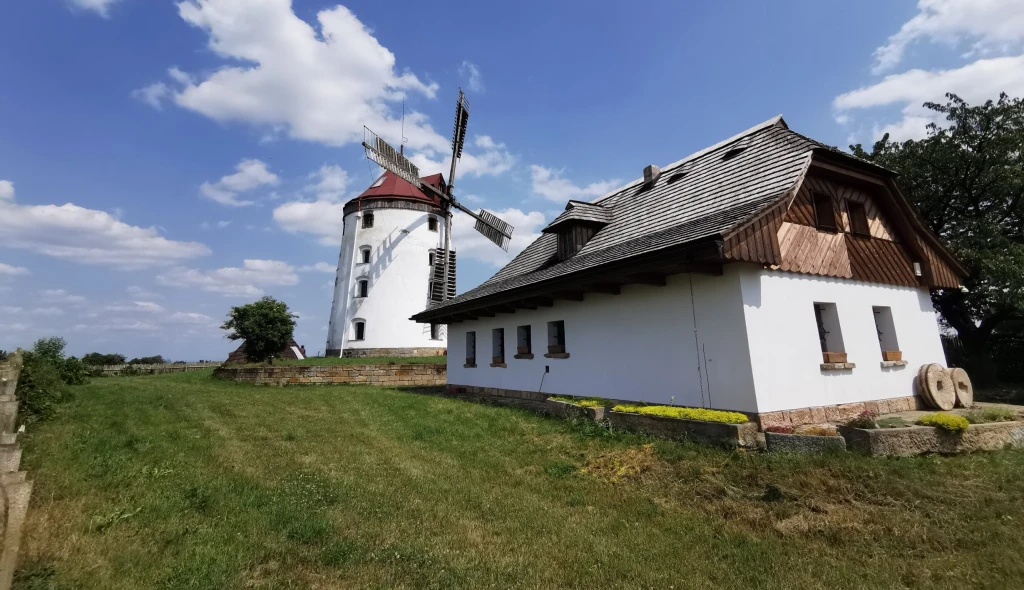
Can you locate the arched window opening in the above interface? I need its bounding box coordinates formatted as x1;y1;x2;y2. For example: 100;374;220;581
362;212;374;229
357;279;369;298
353;320;366;341
360;247;371;264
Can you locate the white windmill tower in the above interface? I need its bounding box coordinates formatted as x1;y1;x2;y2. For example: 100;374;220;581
325;91;514;358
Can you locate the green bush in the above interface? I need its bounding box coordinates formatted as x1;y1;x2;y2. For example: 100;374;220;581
547;395;613;408
16;352;69;424
59;357;90;386
918;413;970;433
611;404;749;424
964;407;1017;424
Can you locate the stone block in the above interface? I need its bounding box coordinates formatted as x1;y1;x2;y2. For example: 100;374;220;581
809;406;827;423
840;421;1024;456
0;479;33;590
824;402;866;423
788;408;812;426
766;431;847;454
0;378;16;398
0;446;21;473
0;402;16;435
608;411;758;448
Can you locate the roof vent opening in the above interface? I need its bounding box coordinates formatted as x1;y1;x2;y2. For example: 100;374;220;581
643;164;661;187
722;136;754;160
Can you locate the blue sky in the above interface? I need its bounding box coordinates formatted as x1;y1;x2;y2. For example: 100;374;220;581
2;0;1023;360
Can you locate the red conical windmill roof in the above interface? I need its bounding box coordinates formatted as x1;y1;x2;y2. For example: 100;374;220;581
350;171;446;208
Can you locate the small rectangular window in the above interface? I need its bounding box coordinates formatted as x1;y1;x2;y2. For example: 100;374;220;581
547;320;566;354
361;248;371;264
466;331;476;365
492;328;505;364
813;193;837;232
813;302;846;362
354;321;365;341
428;216;438;232
362;212;374;229
517;325;532;355
358;279;368;298
873;306;900;358
847;201;870;237
428;251;435;267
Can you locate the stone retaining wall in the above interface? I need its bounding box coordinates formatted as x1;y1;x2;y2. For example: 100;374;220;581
330;347;447;359
757;396;927;429
839;421;1024;456
444;384;550;413
214;363;446;387
0;353;31;590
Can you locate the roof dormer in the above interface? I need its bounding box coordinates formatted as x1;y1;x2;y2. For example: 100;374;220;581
542;200;612;261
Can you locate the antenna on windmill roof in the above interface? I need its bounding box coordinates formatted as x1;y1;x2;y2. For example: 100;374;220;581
400;99;407;155
361;89;515;301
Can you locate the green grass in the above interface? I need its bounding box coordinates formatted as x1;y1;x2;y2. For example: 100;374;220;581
16;371;1024;589
238;355;447;367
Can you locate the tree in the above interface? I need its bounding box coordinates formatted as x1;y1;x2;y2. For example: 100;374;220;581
33;337;67;364
82;352;127;366
128;355;166;365
221;297;297;364
851;93;1024;383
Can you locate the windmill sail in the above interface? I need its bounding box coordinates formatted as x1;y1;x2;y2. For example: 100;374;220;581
473;209;514;251
363;127;421;187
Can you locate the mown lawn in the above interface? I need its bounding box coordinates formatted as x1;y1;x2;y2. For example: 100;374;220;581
16;371;1024;589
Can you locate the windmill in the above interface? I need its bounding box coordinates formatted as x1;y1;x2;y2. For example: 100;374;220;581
362;90;514;303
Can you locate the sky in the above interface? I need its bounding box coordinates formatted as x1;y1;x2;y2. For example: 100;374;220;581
2;0;1023;361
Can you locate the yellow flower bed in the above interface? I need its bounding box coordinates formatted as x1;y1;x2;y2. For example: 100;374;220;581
548;396;611;408
918;413;969;433
611;404;748;424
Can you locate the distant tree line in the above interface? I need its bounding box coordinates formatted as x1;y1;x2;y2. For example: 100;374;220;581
81;353;168;365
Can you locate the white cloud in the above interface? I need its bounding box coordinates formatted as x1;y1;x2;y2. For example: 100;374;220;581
838;0;1024;141
530;166;621;203
0;181;14;201
69;0;123;18
408;135;515;178
132;82;171;109
834;55;1024;140
217;220;232;229
458;61;484;93
298;262;335;273
0;180;210;269
273;199;345;246
169;311;217;325
0;263;29;276
872;0;1024;73
306;165;350;201
29;307;65;316
200;159;279;207
156;259;299;297
139;0;441;150
0;307;22;314
40;289;87;304
452;208;546;268
74;321;160;333
126;285;162;299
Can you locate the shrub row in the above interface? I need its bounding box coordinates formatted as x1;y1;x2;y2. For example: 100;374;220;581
610;404;749;425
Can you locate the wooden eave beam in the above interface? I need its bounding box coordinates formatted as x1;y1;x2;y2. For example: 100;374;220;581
628;272;667;286
585;282;622;295
525;297;554;307
552;291;585;302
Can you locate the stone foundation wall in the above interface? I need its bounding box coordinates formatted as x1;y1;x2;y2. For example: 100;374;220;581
214;364;446;387
445;384;550;413
0;352;32;590
328;347;446;359
756;396;927;429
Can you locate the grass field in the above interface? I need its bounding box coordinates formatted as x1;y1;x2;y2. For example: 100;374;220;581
238;355;447;367
16;371;1024;589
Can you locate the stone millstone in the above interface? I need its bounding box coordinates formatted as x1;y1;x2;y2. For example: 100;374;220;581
917;364;936;408
950;367;974;407
923;364;956;411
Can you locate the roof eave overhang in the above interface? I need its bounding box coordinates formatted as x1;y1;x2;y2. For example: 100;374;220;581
411;238;726;324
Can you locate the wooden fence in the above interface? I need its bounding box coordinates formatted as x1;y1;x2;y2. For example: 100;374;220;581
89;362;222;376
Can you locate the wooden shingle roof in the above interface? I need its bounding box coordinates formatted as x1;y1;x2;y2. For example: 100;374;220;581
411;116;964;324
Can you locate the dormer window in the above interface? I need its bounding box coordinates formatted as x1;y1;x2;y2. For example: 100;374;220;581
542;200;612;262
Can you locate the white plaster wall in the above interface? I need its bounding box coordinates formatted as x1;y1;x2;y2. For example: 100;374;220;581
739;267;946;412
445;268;760;413
326;208;448;354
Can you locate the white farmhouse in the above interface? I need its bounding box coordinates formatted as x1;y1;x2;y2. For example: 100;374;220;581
412;117;966;427
326;171;453;358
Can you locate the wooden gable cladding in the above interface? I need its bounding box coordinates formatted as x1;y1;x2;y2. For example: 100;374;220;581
556;224;599;261
777;221;852;278
846;235;918;287
784;175;897;241
916;235;962;288
723;200;785;264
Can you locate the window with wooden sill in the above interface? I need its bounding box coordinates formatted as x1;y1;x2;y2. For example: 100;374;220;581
490;328;506;367
515;325;533;359
814;302;849;370
544;320;570;359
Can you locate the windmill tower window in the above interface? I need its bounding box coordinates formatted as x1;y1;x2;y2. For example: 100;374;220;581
357;279;368;298
362;212;374;229
353;321;366;341
360;247;371;264
428;251;435;266
428;216;438;232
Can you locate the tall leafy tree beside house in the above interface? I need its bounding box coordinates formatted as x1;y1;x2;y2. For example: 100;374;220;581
851;93;1024;383
221;297;297;364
